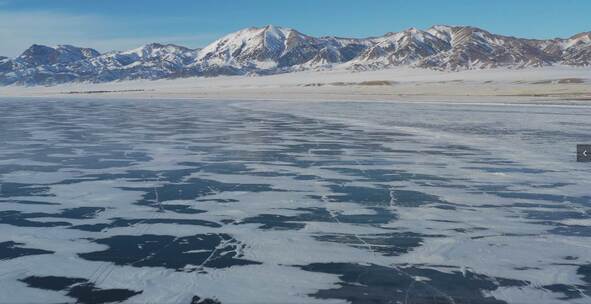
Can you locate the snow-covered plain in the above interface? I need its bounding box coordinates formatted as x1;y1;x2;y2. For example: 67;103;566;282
1;66;590;104
0;98;590;304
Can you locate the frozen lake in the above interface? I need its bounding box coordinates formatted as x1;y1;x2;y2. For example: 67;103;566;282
1;98;590;304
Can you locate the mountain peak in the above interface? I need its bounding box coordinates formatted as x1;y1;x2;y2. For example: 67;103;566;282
263;24;282;31
197;25;296;67
17;44;100;67
130;43;194;53
567;32;591;45
18;44;60;66
20;44;53;55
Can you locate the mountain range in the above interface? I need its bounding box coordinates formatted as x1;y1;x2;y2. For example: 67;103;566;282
1;25;589;86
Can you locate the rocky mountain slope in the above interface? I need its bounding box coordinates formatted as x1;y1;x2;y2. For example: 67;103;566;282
1;25;589;86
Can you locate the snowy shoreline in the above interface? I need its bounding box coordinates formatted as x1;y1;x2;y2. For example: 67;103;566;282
1;66;590;105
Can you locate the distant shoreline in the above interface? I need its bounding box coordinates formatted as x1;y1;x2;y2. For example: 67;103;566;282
1;67;590;106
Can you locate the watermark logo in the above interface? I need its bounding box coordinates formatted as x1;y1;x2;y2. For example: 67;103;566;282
577;145;591;162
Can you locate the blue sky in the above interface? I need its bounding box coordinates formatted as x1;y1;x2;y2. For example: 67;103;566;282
1;0;590;57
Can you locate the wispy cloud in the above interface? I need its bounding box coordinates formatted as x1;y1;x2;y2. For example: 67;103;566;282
0;10;219;57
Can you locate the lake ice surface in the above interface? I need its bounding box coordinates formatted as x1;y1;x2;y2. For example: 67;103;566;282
0;98;590;304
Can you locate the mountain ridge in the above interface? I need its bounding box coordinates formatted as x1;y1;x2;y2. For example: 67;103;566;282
1;24;589;86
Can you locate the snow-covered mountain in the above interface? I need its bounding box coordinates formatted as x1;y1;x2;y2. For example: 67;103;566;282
349;28;451;69
425;26;560;69
193;25;372;73
1;43;201;85
84;43;201;82
0;56;11;73
1;25;589;86
16;44;100;68
544;32;591;66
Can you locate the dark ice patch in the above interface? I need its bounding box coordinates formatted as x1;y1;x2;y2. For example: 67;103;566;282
451;227;489;233
41;151;142;170
21;276;86;291
0;210;71;227
327;167;450;183
58;207;106;219
241;214;306;230
431;144;480;152
0;241;54;259
548;224;591;237
0;182;52;198
82;169;164;184
0;199;60;206
159;204;206;214
130;178;276;210
191;295;222;304
0;164;63;175
525;182;573;189
318;185;448;208
240;207;396;230
71;217;221;232
472;184;512;192
314;231;439;256
524;210;589;221
542;284;589;300
540;265;591;300
493;192;591;205
179;161;252;175
579;265;591;284
300;263;527;304
197;198;239;204
79;234;259;270
0;207;105;228
20;275;141;304
463;167;550;174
